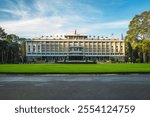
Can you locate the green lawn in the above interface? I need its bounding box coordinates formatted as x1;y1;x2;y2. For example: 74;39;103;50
0;64;150;73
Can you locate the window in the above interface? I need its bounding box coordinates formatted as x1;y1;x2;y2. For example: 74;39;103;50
41;45;46;52
38;45;40;52
74;42;78;46
28;45;30;52
33;45;36;53
79;42;83;46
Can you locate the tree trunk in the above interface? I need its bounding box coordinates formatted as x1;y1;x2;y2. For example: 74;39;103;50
11;50;13;63
139;52;143;63
1;50;3;64
143;52;146;63
6;50;9;64
146;53;149;63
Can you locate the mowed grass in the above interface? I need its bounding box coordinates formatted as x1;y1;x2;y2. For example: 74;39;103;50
0;64;150;73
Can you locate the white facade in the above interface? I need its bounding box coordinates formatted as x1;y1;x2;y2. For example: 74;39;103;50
26;34;125;62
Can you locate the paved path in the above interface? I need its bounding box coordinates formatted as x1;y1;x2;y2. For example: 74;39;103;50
0;74;150;100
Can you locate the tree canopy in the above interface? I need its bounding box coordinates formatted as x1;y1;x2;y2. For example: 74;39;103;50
0;26;26;63
127;11;150;41
125;10;150;63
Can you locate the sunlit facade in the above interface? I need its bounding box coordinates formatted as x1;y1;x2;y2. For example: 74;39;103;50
26;33;125;62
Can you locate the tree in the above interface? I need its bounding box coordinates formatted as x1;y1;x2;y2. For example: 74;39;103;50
0;27;7;39
142;39;150;63
19;38;26;63
0;26;27;64
0;27;7;63
125;10;150;63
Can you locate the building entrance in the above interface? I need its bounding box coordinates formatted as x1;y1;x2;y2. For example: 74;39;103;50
69;56;84;60
68;46;84;61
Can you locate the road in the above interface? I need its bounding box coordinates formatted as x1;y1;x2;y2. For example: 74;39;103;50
0;74;150;100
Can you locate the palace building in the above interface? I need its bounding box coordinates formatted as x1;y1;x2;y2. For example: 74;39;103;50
26;32;125;63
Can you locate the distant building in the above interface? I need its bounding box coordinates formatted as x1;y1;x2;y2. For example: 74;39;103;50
26;32;125;62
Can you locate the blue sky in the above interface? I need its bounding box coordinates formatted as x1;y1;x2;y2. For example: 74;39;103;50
0;0;150;38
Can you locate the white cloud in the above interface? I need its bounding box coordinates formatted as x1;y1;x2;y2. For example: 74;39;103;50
0;17;66;37
0;8;29;19
0;16;129;38
0;0;129;38
34;0;67;16
0;0;32;19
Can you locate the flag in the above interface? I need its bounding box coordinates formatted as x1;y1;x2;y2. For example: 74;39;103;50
75;30;77;35
121;34;124;40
